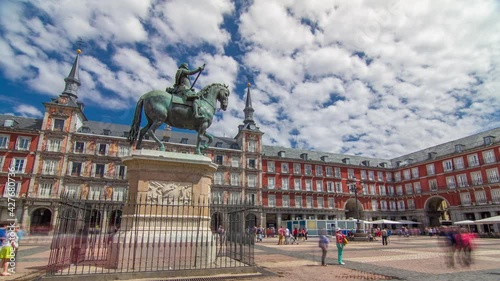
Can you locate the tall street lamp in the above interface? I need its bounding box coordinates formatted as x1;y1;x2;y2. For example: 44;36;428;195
349;178;361;232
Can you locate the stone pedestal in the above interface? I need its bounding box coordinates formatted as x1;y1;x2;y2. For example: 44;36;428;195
107;150;218;270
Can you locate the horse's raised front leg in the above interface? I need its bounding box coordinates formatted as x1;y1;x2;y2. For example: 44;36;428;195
203;132;214;150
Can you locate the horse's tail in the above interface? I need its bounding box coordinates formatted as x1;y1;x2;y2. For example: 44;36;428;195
128;98;143;144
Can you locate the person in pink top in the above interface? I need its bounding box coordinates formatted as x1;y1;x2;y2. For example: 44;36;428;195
335;228;346;265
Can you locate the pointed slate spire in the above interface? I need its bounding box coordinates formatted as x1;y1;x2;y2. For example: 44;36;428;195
61;49;81;99
243;82;255;125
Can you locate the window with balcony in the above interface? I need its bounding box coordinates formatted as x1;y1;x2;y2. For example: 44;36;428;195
426;164;435;176
97;143;108;155
268;161;275;172
89;186;102;200
293;163;301;174
306;196;313;208
246;193;256;205
403;169;411;180
411;167;419;178
486;168;499;183
429;179;438;191
369;184;376;195
334;167;341;178
335;182;342;193
215;155;223;165
112;187;126;201
231;156;240;167
471;171;483;186
43;160;57;175
460;192;471;206
347;169;354;179
48;139;61;152
281;162;289;173
295;196;302;208
405;183;413;195
305;179;312;191
368;170;375;181
117;165;126;180
328;198;335;209
377;171;384;181
38;183;52;198
327;181;334;192
248;140;256;152
456;174;468;188
70;162;82;176
248;174;256;188
371;200;378;211
360;170;366;180
394;171;401;182
0;135;9;149
398;200;405;211
396;185;403;195
491;189;500;204
316;180;323;192
326;167;333;177
414;182;422;194
215;172;223;185
380;200;388;211
387;185;395;196
467;154;480;167
317;197;324;209
454;157;465;170
268;195;275;207
268;177;275;189
294;178;301;190
443;160;453;172
282;178;289;190
282;195;290;207
390;201;397;211
64;185;80;197
74;141;85;153
230;173;239;186
305;165;312;175
94;164;105;178
3;182;20;198
53;119;65;131
315;165;323;176
483;150;496;164
446;176;456;189
379;185;386;196
118;146;130;157
10;158;26;173
475;190;487;205
16;136;31;151
386;172;393;182
407;199;415;210
248;158;256;169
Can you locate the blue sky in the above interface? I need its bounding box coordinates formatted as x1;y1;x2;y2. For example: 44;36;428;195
0;0;499;159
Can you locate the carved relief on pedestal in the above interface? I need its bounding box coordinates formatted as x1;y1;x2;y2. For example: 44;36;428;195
146;181;193;205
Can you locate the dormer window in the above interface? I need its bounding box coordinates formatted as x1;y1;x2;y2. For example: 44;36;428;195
342;158;350;164
81;127;90;133
320;156;328;162
484;136;494;145
278;151;286;158
181;138;188;144
361;160;370;166
215;142;223;148
300;153;308;160
231;143;239;149
103;129;111;136
428;152;437;160
455;144;463;153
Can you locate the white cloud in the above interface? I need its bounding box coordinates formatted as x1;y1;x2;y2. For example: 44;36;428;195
14;104;43;118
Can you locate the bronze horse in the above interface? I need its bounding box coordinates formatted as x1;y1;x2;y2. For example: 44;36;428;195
128;83;230;154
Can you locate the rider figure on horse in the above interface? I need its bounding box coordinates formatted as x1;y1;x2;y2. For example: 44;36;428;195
173;63;205;119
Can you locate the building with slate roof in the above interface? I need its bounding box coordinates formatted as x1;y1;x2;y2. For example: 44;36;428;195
0;50;499;235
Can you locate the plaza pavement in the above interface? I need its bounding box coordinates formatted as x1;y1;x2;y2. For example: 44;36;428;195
7;234;500;281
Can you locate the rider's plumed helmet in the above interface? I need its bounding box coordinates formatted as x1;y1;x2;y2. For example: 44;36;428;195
179;63;188;69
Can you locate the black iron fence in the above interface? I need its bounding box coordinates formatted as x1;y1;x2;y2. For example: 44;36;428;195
46;194;256;277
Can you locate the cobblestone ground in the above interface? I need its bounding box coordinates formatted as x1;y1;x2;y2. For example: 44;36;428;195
11;235;500;281
238;235;500;281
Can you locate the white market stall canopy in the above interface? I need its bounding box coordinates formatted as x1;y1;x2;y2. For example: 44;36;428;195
397;220;422;225
474;215;500;224
366;219;402;225
453;220;475;225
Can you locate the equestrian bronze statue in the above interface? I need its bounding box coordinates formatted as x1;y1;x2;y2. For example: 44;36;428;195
128;63;230;154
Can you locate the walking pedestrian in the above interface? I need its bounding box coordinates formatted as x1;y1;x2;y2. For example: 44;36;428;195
318;234;329;266
335;228;346;265
382;228;388;245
